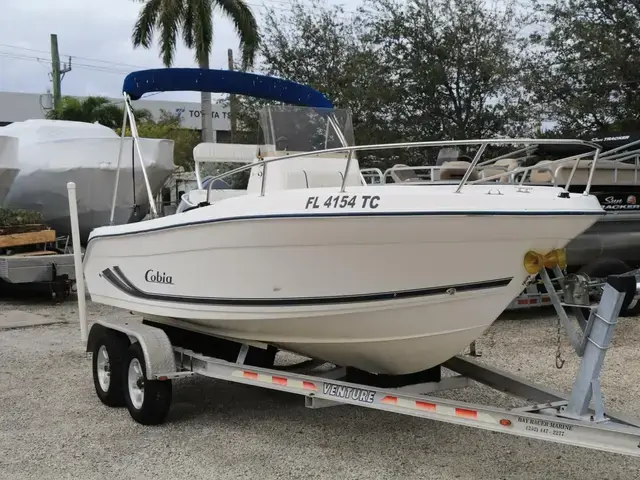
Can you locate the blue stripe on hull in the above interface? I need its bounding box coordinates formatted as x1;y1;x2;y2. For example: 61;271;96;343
100;266;513;307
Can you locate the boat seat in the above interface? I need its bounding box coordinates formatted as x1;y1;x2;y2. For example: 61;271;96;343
439;160;480;181
480;158;520;183
529;160;554;183
390;164;422;183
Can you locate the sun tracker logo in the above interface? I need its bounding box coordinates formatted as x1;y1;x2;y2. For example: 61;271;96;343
601;195;640;210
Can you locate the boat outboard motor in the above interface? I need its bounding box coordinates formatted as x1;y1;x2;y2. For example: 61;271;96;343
176;176;231;213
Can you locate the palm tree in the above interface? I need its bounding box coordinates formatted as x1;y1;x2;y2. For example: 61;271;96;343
131;0;260;142
46;96;153;129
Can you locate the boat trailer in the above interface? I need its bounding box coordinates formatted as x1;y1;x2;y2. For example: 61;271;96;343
77;272;640;457
67;184;640;458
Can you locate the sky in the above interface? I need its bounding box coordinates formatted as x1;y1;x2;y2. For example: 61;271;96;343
0;0;334;103
0;0;551;128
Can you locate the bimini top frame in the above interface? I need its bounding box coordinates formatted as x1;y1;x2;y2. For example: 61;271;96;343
109;68;335;223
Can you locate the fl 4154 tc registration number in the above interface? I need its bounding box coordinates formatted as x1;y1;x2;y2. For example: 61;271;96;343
305;194;381;210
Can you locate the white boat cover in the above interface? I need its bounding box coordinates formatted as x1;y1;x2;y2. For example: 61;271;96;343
0;120;175;243
0;135;20;204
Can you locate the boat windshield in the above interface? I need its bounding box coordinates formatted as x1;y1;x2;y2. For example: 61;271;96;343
258;105;355;155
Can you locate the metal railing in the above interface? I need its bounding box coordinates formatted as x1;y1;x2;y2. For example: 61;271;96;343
204;138;602;200
369;144;640;190
112;97;604;213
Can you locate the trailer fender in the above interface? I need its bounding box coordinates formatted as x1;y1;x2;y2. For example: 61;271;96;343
86;323;129;354
87;319;177;379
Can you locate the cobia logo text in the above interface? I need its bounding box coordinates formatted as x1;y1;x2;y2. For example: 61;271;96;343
144;269;174;285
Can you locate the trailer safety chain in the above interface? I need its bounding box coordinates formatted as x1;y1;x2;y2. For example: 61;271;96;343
555;316;565;369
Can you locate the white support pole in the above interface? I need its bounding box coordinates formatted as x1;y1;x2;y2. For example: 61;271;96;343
194;161;203;190
123;95;158;218
109;99;129;225
67;181;88;343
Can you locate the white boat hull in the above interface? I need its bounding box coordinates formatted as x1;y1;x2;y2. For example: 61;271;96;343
83;185;603;374
0;135;20;205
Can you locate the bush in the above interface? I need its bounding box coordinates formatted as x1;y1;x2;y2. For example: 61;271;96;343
0;208;44;227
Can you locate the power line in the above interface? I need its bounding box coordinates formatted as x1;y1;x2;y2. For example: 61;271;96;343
0;44;146;71
0;0;356;69
0;52;133;75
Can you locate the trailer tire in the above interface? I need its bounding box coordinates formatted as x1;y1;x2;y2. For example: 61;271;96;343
577;258;639;319
123;342;172;425
92;331;129;407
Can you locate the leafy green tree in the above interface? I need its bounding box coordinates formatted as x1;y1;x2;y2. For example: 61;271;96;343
117;109;200;172
367;0;535;143
234;0;534;169
229;0;402;168
526;0;640;135
45;96;152;129
131;0;261;143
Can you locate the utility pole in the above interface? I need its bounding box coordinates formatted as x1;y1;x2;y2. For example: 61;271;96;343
227;48;237;142
50;34;72;109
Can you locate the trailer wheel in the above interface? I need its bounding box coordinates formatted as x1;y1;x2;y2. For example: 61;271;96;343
92;331;129;407
577;258;640;320
123;342;172;425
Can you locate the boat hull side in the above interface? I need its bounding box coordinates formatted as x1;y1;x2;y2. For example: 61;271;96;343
83;211;598;374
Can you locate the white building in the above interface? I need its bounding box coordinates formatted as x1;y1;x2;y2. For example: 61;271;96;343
0;91;231;141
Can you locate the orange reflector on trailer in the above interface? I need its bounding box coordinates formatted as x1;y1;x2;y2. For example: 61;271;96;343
381;396;397;405
415;401;436;411
243;371;258;380
302;381;317;391
455;408;478;420
500;419;512;426
272;376;287;386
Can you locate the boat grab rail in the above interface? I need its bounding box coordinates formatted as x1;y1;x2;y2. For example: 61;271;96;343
515;151;640;187
359;168;385;184
373;149;593;187
507;151;595;188
205;138;602;200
